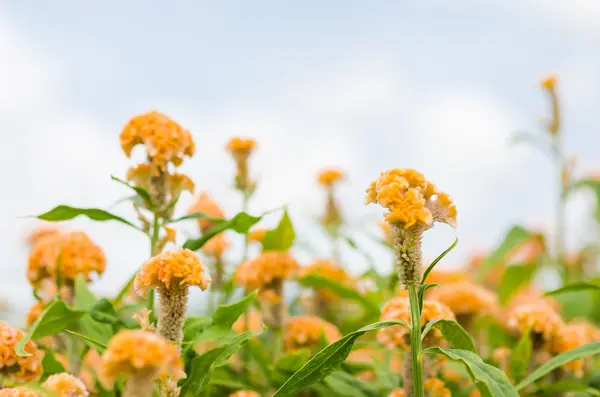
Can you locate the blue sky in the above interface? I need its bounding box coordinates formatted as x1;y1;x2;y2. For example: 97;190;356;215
2;1;600;318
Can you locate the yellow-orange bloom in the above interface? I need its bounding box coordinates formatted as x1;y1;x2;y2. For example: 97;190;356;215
541;75;557;90
187;193;225;232
550;322;594;377
0;321;43;383
226;137;256;156
299;259;354;301
247;228;268;243
388;389;407;397
120;111;195;170
101;330;184;385
284;316;341;351
424;379;451;397
0;389;42;397
234;252;299;291
228;391;261;397
134;248;211;297
378;297;455;349
232;310;263;333
423;269;469;286
365;169;456;229
42;373;89;397
317;168;344;187
507;301;563;341
428;281;498;317
26;224;61;247
201;233;230;257
27;231;105;285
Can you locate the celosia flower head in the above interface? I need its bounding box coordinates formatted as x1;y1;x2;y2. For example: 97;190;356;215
377;297;455;349
284;316;341;351
226;137;256;157
550;322;594;377
26;225;61;247
0;321;43;383
247;228;268;243
540;74;560;136
507;301;563;341
232;309;263;333
42;373;89;397
101;330;184;385
27;231;106;285
120;111;195;170
317;168;344;187
134;248;211;297
187;193;225;232
0;389;42;397
388;389;407;397
428;281;498;316
300;259;354;301
226;137;257;192
423;269;469;286
201;233;230;257
365;169;456;229
234;252;299;290
228;391;261;397
424;379;451;397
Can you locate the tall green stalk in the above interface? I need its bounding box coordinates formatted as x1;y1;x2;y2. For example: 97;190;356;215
408;284;424;397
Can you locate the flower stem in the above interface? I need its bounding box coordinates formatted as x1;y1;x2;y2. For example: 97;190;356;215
408;284;424;397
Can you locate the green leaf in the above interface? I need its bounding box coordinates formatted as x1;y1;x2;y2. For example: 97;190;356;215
417;283;439;314
78;316;113;352
426;347;518;397
212;291;258;328
510;327;532;382
478;226;531;281
545;282;600;296
421;320;476;353
262;210;296;251
498;264;538;304
37;205;141;231
179;330;261;396
64;329;108;352
534;381;600;396
111;175;152;207
298;274;380;317
274;350;311;373
74;275;97;310
168;212;225;224
516;342;600;390
323;371;379;397
90;299;119;325
271;320;408;397
41;348;66;379
183;212;262;251
15;300;86;356
421;236;458;284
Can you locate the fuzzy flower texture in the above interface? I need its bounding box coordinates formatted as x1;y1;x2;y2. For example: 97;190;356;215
365;168;456;229
0;322;44;383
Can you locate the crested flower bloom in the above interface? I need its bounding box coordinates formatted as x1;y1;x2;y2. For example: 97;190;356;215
424;379;451;397
126;164;195;207
0;389;43;397
540;74;560;136
102;330;184;397
42;373;89;397
317;167;345;229
299;259;354;301
234;252;299;291
388;390;407;397
284;316;341;351
428;281;498;318
232;309;263;333
507;301;563;342
26;224;61;247
120;111;195;170
134;248;211;344
247;228;268;244
27;231;106;286
365;169;456;287
0;321;43;383
377;297;455;350
422;269;469;286
226;137;257;192
550;322;594;377
228;391;261;397
187;193;225;232
201;233;230;257
317;168;344;186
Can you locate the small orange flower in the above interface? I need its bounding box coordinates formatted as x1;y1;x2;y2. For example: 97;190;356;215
550;322;594;377
541;75;557;90
134;248;211;297
234;252;299;291
424;378;451;397
422;269;469;286
27;231;106;285
378;297;455;349
26;224;61;247
284;316;341;351
120;111;195;170
201;233;230;257
101;330;184;385
187;193;226;232
428;281;498;317
228;391;261;397
365;169;456;229
247;228;268;243
388;389;407;397
507;301;563;341
42;372;89;397
232;310;263;333
300;259;354;301
226;137;257;155
317;168;344;186
0;389;43;397
0;321;43;383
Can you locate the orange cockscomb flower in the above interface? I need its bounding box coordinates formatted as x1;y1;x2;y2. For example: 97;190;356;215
27;231;105;286
226;137;257;155
234;252;299;291
428;281;498;318
228;391;261;397
507;301;563;342
26;224;61;247
247;228;268;244
101;330;184;396
377;297;455;350
424;379;451;397
226;137;257;192
120;111;194;170
388;389;407;397
284;316;341;352
540;74;560;136
0;322;43;383
365;169;456;229
187;193;225;232
42;373;89;397
423;269;469;286
300;259;354;301
0;389;43;397
317;168;344;187
232;309;263;333
201;233;230;257
550;322;595;377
